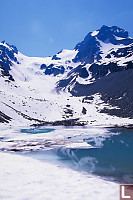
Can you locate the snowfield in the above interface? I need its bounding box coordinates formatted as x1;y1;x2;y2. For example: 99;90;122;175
1;25;133;128
0;152;119;200
0;62;133;128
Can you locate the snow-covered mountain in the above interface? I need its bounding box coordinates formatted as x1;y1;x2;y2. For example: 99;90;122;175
0;25;133;128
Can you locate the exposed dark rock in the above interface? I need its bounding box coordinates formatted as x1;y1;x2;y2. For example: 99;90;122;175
66;104;70;107
82;96;94;103
45;65;65;76
0;111;11;123
40;63;47;70
70;69;133;118
73;34;101;64
79;67;89;78
97;25;129;42
0;42;18;71
82;107;87;115
1;68;15;81
105;54;111;59
64;108;73;115
31;118;87;127
52;54;61;60
56;64;89;92
89;62;125;79
125;61;133;70
0;42;19;81
106;44;133;59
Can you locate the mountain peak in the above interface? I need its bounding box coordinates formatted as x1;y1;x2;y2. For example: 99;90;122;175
73;25;133;64
0;41;19;72
96;25;129;41
0;41;18;54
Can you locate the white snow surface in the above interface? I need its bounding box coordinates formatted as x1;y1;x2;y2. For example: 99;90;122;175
0;152;119;200
0;41;133;128
91;30;99;36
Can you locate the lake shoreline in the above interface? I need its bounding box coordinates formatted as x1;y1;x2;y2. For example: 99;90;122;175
30;118;133;129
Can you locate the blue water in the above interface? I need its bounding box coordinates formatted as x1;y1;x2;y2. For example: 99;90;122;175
20;128;55;134
21;128;133;183
57;129;133;182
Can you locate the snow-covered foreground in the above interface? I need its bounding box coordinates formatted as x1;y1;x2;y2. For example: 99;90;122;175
0;152;119;200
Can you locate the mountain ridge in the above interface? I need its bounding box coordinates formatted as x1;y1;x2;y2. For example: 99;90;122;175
0;25;133;127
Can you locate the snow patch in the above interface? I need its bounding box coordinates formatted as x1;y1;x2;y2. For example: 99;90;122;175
91;31;99;36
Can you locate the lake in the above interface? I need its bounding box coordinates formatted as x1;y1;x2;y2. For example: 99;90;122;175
19;127;133;184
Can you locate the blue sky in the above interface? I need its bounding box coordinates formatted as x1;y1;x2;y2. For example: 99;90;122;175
0;0;133;57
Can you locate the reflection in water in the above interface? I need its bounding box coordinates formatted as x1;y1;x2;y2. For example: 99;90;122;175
55;129;133;183
22;128;133;183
